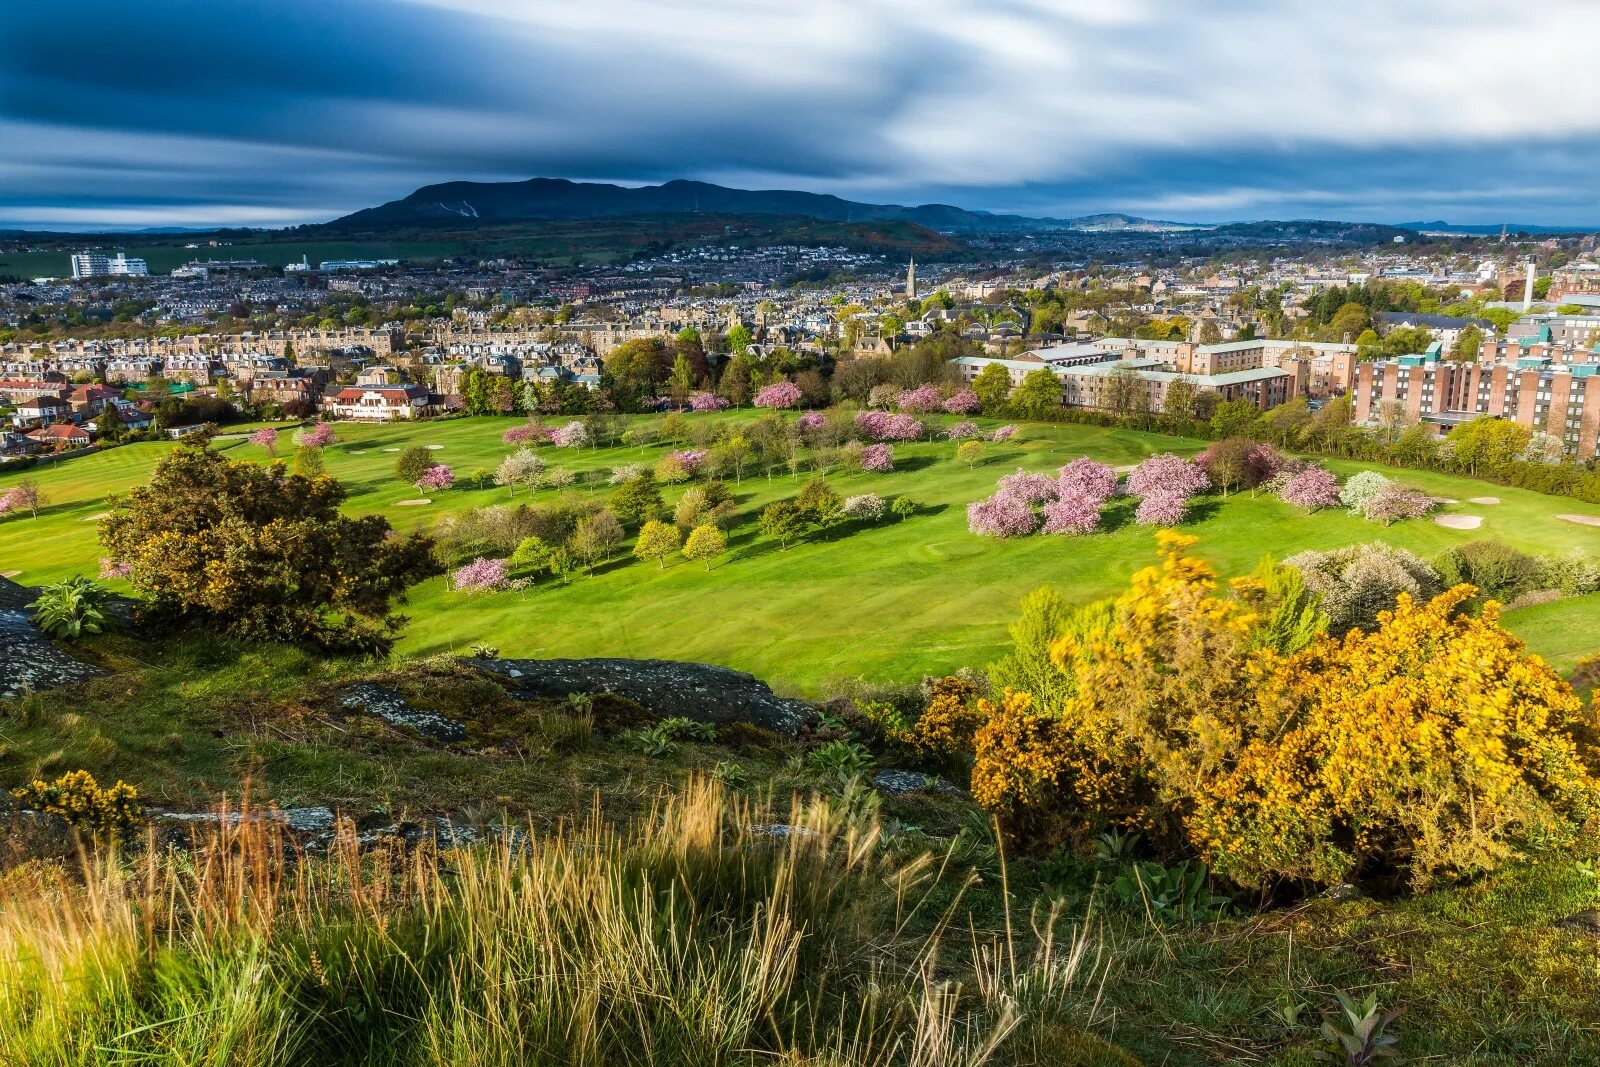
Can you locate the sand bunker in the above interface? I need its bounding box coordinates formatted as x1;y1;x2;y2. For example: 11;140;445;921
1431;497;1459;505
81;512;109;521
1469;496;1500;505
0;570;19;579
1435;515;1484;530
1557;513;1600;528
393;499;432;507
425;444;444;450
381;448;400;452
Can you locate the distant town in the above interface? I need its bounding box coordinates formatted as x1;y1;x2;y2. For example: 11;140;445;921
6;229;1600;460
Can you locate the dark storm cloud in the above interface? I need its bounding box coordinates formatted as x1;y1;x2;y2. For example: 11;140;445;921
5;0;1600;228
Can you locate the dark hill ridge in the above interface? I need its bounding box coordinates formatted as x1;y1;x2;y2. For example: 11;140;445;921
331;177;1199;234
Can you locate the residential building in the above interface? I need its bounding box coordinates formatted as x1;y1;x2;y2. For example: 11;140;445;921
1352;347;1600;459
321;384;439;421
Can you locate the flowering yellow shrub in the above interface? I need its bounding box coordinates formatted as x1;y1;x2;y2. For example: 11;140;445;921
971;533;1600;889
12;769;143;840
909;675;986;756
1196;587;1600;888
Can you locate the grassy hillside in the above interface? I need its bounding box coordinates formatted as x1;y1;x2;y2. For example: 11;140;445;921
3;413;1598;692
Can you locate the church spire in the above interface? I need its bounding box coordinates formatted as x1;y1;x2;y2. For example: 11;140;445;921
905;257;916;300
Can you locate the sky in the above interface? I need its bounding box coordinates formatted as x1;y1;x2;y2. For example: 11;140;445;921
6;0;1600;231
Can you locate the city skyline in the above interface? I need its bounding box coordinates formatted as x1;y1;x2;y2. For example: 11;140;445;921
7;1;1600;231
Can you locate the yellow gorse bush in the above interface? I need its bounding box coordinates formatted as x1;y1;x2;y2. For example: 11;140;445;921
966;533;1600;889
11;770;143;840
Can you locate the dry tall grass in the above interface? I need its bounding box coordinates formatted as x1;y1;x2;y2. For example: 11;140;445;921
0;780;1110;1066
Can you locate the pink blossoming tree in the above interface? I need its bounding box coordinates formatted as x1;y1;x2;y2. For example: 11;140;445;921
452;557;508;593
248;427;279;455
297;422;336;448
943;388;981;414
1278;465;1342;512
416;464;455;491
946;421;981;440
861;443;894;472
967;492;1040;537
898;384;944;413
753;380;803;409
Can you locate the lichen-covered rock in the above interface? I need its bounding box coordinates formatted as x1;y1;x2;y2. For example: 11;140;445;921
872;768;963;796
337;681;468;742
0;576;107;700
476;657;816;737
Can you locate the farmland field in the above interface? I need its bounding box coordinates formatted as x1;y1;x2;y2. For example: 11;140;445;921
3;413;1597;693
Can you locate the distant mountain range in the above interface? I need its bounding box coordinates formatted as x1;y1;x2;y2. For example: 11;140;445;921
1397;220;1594;235
329;178;1204;234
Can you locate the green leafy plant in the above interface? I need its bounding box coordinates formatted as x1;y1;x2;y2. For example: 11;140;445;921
28;577;111;642
807;739;875;780
659;716;716;742
710;761;749;787
469;644;499;659
1111;860;1229;923
628;724;679;758
1094;828;1143;864
1317;992;1403;1065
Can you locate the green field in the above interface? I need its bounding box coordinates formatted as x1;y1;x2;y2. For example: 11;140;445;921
0;240;469;278
4;414;1598;693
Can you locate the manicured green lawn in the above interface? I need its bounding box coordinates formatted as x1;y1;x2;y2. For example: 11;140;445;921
4;414;1598;694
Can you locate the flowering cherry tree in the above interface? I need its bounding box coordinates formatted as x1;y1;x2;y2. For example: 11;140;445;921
753;380;803;409
248;427;279;455
946;421;981;440
297;423;336;448
1361;484;1436;525
988;425;1017;442
842;493;886;520
797;411;826;432
897;384;944;413
553;421;589;448
502;423;549;445
1127;453;1210;499
855;411;924;441
861;443;894;472
1134;491;1191;527
1041;492;1104;534
452;557;508;593
689;391;729;412
416;464;455;491
967;492;1040;537
1278;465;1342;512
996;468;1058;505
1056;458;1118;504
943;388;981;414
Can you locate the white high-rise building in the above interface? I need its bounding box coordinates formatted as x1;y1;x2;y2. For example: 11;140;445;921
70;251;110;279
69;251;148;278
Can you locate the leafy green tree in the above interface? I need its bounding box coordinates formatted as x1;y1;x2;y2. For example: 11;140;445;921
725;324;753;357
100;444;439;653
634;519;681;569
1209;399;1260;439
955;439;986;468
293;445;325;479
1448;416;1531;475
1449;324;1484;362
571;510;625;572
759;500;809;550
971;363;1012;415
889;496;916;521
795;478;842;526
609;474;664;528
717;354;755;406
396;445;434;484
1010;368;1062;418
1104;364;1147;416
682;524;728;570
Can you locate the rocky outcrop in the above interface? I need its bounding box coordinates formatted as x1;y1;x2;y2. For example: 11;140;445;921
872;769;963;796
477;657;816;737
0;576;107;700
337;681;468;742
